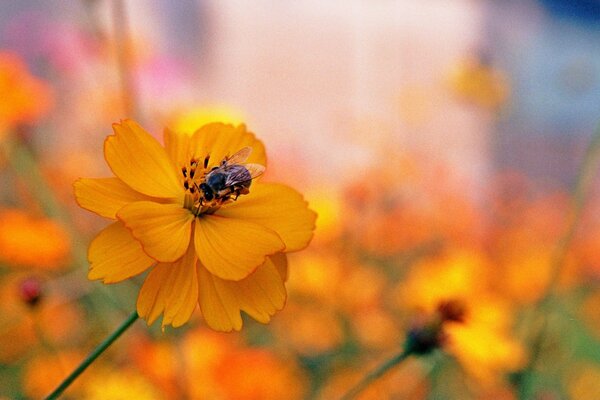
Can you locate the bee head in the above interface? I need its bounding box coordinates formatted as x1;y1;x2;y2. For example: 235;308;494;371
199;182;214;201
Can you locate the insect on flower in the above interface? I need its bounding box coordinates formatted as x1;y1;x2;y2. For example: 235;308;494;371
197;147;265;207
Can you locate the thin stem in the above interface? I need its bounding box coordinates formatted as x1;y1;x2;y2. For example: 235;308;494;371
518;123;600;399
339;349;411;400
44;311;139;400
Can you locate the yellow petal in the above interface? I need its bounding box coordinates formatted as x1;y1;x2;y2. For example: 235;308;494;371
88;222;155;283
194;215;285;281
218;183;316;252
197;257;286;332
163;127;190;170
117;201;194;262
270;252;289;282
189;123;266;169
104;120;182;199
137;244;199;327
74;177;155;219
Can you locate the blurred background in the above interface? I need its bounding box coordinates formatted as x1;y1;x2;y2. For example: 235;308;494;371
2;0;600;399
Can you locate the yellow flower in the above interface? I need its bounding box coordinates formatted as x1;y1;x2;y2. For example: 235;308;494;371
74;120;316;331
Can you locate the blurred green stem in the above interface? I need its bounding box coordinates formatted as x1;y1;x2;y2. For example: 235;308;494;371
44;311;139;400
339;349;411;400
518;122;600;399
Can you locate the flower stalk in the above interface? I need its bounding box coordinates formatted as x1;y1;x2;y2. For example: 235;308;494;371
44;311;139;400
340;348;412;400
340;301;464;399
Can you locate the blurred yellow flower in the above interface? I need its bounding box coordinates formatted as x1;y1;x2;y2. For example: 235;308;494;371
0;209;71;270
0;52;53;133
446;56;510;110
83;368;162;400
397;249;525;387
568;363;600;400
74;120;316;331
168;105;245;135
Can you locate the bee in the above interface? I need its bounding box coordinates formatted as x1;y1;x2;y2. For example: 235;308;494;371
199;147;265;205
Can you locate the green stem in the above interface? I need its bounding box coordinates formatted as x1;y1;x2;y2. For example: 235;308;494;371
44;311;139;400
339;349;411;400
518;123;600;399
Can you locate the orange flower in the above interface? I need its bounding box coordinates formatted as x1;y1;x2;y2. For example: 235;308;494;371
74;120;316;330
213;348;306;400
0;209;71;270
131;328;307;399
0;274;85;363
0;52;52;132
23;350;85;399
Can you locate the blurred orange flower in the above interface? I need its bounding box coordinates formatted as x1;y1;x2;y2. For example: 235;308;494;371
0;209;71;270
0;274;85;363
22;350;85;399
74;120;316;330
131;328;307;399
213;347;306;400
0;51;53;133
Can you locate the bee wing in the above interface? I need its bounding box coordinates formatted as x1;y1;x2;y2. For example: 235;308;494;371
225;146;252;165
243;163;265;179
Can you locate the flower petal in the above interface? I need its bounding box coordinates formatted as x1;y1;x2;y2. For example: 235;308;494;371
104;120;182;199
270;252;288;281
189;123;266;168
88;222;155;283
163;127;190;171
197;257;286;332
73;177;155;219
118;201;194;262
194;215;285;281
137;244;199;328
217;183;316;252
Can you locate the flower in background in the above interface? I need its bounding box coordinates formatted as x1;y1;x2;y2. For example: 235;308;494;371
0;209;71;270
22;350;86;399
0;274;86;364
166;105;245;134
74;120;316;331
82;368;162;400
568;362;600;400
396;248;525;388
446;55;510;110
130;328;307;399
0;52;53;133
